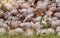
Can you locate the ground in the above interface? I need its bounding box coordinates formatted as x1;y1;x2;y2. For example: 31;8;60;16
0;34;60;38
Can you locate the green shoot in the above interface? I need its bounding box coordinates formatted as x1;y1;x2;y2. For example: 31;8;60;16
45;22;50;29
40;16;43;24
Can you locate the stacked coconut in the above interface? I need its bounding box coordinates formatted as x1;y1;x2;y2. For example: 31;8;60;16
0;0;60;36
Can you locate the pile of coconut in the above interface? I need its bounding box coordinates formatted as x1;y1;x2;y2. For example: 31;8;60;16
0;0;60;36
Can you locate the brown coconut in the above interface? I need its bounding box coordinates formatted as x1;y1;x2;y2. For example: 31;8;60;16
35;8;44;16
10;21;19;29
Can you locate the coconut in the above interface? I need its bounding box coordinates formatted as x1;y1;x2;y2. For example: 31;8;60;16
21;2;30;9
8;30;17;36
19;23;25;27
8;16;19;21
20;22;32;29
10;9;18;16
51;20;60;29
3;3;13;11
50;3;57;7
40;29;49;36
22;8;34;16
36;28;41;35
10;21;19;29
54;12;60;18
0;22;8;29
48;28;55;34
12;3;20;9
45;10;53;17
52;17;58;21
15;28;23;34
24;29;33;36
36;1;48;10
56;26;60;32
35;8;44;16
4;12;11;20
33;22;40;29
32;16;42;22
16;14;23;19
49;7;56;13
43;15;48;20
41;21;47;26
23;13;34;22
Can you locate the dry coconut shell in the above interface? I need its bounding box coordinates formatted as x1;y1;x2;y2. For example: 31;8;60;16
35;8;44;16
10;21;19;29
